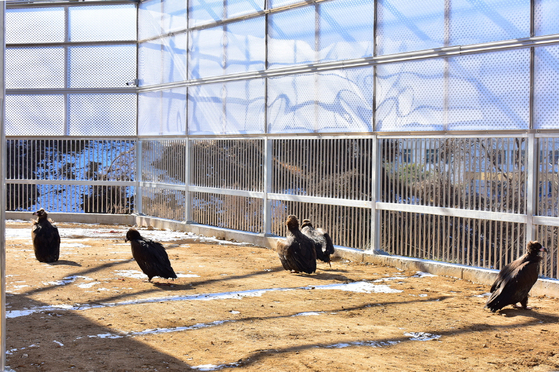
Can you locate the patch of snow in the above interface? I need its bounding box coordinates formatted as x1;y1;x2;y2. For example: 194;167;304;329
404;332;441;341
292;312;323;317
326;340;400;349
372;276;406;283
78;282;100;289
313;282;403;294
82;320;232;340
114;270;146;279
191;363;241;371
412;271;436;278
7;281;404;318
476;293;491;297
43;275;90;287
177;273;200;278
53;340;64;347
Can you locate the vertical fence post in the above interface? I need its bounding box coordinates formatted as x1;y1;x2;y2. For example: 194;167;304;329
135;140;143;215
185;138;192;223
526;133;537;244
371;135;379;252
263;138;273;236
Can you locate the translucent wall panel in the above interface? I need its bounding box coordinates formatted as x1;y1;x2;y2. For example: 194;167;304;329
535;46;559;130
139;0;163;40
140;33;186;86
269;0;300;9
188;27;224;79
376;0;445;55
188;80;264;135
318;0;374;62
140;0;187;40
163;33;188;83
69;45;137;88
6;47;64;89
268;5;316;69
6;95;65;136
69;5;136;42
162;88;187;135
449;0;529;46
6;8;64;44
225;17;265;75
189;0;223;28
69;94;136;136
226;0;264;18
163;0;187;34
376;59;445;132
225;79;265;134
268;73;316;133
139;91;163;135
536;0;559;36
448;49;530;131
268;68;373;133
139;88;187;135
188;83;224;134
316;68;374;133
139;40;163;86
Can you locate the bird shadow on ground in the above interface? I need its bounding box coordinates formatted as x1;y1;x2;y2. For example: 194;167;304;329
496;307;559;322
47;260;81;267
149;282;195;291
308;272;352;282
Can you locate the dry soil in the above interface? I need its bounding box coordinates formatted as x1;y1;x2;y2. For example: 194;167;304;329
4;220;559;371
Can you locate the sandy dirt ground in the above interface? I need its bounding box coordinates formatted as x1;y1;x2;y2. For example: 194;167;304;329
4;220;559;372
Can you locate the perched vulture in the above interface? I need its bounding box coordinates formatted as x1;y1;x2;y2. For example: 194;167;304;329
31;208;60;263
485;241;548;312
301;219;335;266
125;229;177;282
276;215;317;274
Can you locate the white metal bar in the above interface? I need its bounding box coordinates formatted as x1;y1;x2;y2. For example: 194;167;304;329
376;202;528;224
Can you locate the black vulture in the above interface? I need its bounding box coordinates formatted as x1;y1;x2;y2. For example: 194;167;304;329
125;228;177;282
31;208;60;263
301;219;335;266
276;215;317;274
485;241;548;312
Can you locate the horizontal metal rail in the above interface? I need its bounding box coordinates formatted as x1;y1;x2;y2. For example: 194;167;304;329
138;33;559;92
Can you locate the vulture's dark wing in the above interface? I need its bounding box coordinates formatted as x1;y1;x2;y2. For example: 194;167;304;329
289;237;317;274
276;239;293;271
131;238;177;280
486;258;539;312
32;221;60;263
